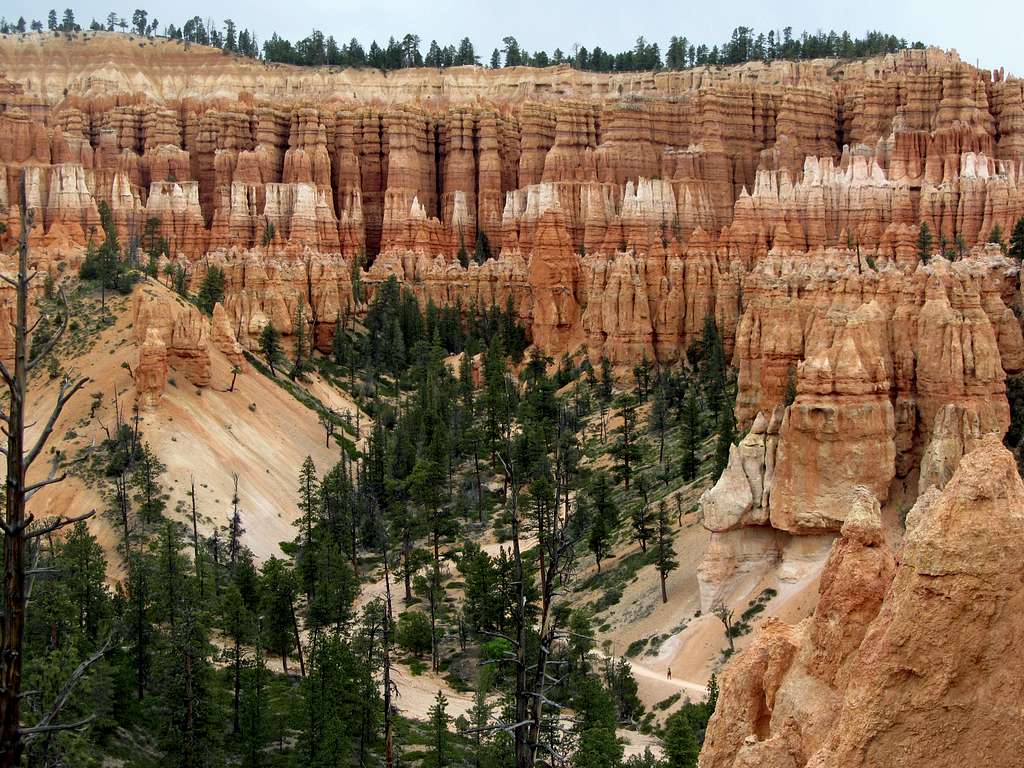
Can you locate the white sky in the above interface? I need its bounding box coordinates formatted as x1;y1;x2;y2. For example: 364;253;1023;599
4;0;1021;76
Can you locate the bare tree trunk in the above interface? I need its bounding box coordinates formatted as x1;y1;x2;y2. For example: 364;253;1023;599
190;477;202;595
382;535;395;768
232;637;241;734
1;179;89;767
290;601;305;677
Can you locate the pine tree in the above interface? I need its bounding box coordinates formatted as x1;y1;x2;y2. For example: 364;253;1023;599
195;264;225;314
632;355;652;402
294;456;320;599
663;708;700;767
55;521;110;642
290;304;309;379
783;363;798;406
220;583;252;735
916;221;933;264
989;223;1007;251
227;475;245;570
132;443;167;527
427;689;451;767
713;396;736;478
655;500;679;603
240;615;268;767
259;557;298;675
699;316;725;412
649;380;670;464
151;598;222;768
1010;217;1024;261
610;396;642;489
259;322;282;376
587;473;618;572
474;229;492;264
680;382;700;481
630;499;651;553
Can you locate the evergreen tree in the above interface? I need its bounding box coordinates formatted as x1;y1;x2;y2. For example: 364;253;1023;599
259;557;299;675
239;615;268;767
1009;217;1024;261
663;707;700;767
56;521;110;641
610;396;642;489
298;634;376;765
294;455;320;598
655;500;678;603
132;443;167;526
195;264;225;314
649;379;670;464
713;395;736;478
290;304;309;379
598;356;614;403
587;473;617;572
632;356;652;402
427;689;451;767
259;322;282;376
679;382;700;481
474;229;492;264
916;221;933;264
989;223;1006;251
698;316;725;412
150;599;221;768
783;363;798;406
220;583;252;735
630;498;651;553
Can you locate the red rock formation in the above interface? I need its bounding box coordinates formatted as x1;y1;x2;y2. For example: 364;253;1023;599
136;327;169;409
132;284;211;386
699;437;1024;768
211;301;245;368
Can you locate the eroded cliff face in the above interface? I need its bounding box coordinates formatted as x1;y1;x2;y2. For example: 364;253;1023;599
2;32;1023;767
698;246;1022;607
2;35;1022;504
698;437;1024;768
2;40;1022;277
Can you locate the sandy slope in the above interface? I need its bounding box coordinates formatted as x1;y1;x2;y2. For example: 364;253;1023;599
574;494;829;717
26;281;355;571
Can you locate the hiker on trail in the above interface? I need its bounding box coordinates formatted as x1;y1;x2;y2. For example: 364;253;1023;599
667;667;672;680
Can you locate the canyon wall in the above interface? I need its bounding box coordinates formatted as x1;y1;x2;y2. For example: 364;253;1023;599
2;32;1023;766
3;35;1024;566
699;437;1024;768
2;39;1022;370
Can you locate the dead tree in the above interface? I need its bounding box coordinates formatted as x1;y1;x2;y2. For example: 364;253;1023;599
1;174;92;768
492;372;582;768
320;410;337;447
713;601;736;654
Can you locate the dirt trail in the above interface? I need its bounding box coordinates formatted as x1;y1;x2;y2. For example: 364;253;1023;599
390;664;474;720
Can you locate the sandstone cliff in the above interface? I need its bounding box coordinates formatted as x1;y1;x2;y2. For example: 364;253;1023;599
698;437;1024;768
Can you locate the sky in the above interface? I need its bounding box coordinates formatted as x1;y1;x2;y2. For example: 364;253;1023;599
4;0;1022;75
